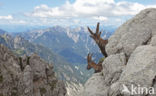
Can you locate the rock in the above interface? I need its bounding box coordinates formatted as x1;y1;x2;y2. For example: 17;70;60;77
80;73;108;96
120;45;156;83
106;8;156;57
0;44;66;96
102;53;126;85
23;65;33;95
109;45;156;96
81;8;156;96
29;54;47;81
65;81;84;96
150;35;156;46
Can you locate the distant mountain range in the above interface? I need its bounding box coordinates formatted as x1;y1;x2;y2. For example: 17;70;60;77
0;32;89;84
0;25;49;33
0;25;115;84
15;26;114;64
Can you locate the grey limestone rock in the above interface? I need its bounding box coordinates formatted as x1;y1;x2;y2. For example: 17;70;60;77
81;8;156;96
106;8;156;57
0;44;66;96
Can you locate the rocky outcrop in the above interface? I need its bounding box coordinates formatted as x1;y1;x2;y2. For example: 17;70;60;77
0;44;66;96
65;81;84;96
80;8;156;96
106;8;156;57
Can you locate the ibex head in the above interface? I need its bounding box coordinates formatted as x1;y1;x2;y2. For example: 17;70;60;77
87;53;103;73
87;22;101;44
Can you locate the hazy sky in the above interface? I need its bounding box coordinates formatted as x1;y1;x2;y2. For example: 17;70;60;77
0;0;156;26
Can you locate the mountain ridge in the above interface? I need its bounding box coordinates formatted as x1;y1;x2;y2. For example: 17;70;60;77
15;25;114;63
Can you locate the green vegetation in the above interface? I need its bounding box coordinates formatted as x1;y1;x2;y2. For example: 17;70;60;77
101;72;104;76
0;93;3;96
11;87;18;96
11;91;18;96
49;80;57;91
1;34;8;42
12;87;18;91
33;77;38;82
27;56;30;65
18;56;30;71
40;87;47;95
12;49;25;56
99;57;105;63
0;70;3;83
19;57;24;71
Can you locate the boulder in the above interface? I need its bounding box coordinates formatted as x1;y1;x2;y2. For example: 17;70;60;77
106;8;156;57
102;53;126;85
109;45;156;96
80;73;108;96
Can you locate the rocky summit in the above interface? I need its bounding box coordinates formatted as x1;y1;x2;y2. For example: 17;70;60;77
79;8;156;96
0;44;66;96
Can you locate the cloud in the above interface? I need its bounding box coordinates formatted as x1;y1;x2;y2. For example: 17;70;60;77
11;20;27;24
93;16;108;21
28;4;64;18
2;0;155;26
112;1;145;16
0;15;27;25
0;15;13;20
27;0;156;19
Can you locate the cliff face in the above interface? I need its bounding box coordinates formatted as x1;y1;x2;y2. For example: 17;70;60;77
0;44;66;96
80;8;156;96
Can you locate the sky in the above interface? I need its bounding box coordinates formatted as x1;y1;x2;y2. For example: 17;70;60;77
0;0;156;27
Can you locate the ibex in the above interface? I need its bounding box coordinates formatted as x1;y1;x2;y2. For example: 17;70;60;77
87;53;103;73
87;22;108;57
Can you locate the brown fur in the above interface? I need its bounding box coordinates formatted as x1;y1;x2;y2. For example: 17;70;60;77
87;22;108;57
87;53;103;73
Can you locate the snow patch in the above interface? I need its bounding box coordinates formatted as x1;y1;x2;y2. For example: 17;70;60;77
75;66;79;70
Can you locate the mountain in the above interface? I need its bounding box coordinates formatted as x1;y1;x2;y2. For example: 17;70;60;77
0;25;49;32
15;25;114;64
0;29;6;35
0;33;89;84
0;44;66;96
